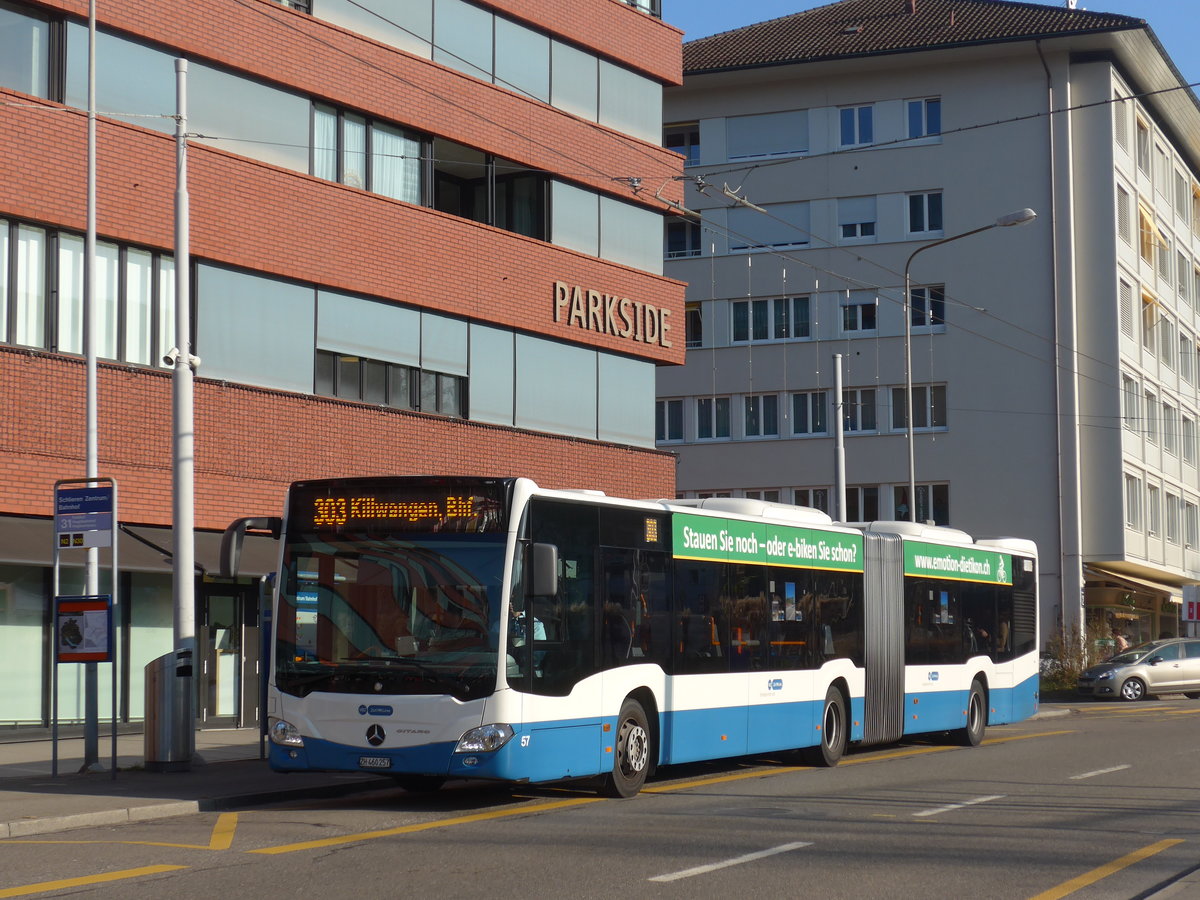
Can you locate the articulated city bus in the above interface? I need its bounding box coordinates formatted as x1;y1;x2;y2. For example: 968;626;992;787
223;476;1038;797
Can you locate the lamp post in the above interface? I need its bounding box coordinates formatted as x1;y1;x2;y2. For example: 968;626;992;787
902;208;1037;523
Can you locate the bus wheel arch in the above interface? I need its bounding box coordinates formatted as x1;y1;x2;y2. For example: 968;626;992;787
802;680;849;767
600;690;657;798
954;676;988;747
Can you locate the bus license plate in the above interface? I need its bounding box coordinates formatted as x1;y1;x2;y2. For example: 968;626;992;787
358;756;391;769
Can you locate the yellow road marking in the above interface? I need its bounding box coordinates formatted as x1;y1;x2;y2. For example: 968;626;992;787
1028;839;1184;900
983;730;1075;745
248;797;604;855
0;865;186;898
0;812;239;852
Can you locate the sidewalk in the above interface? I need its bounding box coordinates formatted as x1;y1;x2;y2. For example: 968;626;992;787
0;727;392;839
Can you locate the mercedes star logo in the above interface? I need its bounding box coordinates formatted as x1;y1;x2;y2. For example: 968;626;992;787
366;724;386;747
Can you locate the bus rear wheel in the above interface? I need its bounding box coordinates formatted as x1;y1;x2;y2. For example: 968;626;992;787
802;686;847;767
953;680;987;747
600;699;651;798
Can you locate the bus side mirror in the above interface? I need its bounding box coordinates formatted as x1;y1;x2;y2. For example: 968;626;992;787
528;543;559;598
219;516;281;578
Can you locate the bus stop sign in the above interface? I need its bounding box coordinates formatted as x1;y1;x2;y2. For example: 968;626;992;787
55;485;114;549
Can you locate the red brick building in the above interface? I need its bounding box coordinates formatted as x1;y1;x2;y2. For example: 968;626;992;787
0;0;682;727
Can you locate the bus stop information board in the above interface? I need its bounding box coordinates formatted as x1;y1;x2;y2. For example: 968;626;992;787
55;595;113;663
55;486;113;549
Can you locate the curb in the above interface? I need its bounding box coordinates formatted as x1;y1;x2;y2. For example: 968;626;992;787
0;775;394;840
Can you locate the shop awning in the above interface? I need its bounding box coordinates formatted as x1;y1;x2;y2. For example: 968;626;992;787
0;515;279;577
1084;565;1184;602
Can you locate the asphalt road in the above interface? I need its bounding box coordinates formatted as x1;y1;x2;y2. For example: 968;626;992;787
2;699;1199;899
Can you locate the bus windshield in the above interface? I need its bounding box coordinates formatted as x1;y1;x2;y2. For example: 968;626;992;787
276;532;507;701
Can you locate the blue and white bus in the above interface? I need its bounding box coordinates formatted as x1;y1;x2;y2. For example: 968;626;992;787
223;476;1039;797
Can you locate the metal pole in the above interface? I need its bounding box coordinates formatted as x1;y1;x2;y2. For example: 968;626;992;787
81;0;101;773
833;353;846;522
171;58;196;766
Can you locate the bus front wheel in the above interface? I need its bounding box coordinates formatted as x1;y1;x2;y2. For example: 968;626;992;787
600;699;651;798
803;686;847;767
953;680;987;747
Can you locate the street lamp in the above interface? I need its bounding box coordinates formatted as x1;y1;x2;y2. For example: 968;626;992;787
902;208;1036;523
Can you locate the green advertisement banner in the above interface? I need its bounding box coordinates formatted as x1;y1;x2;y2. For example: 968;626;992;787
904;541;1012;585
672;512;863;572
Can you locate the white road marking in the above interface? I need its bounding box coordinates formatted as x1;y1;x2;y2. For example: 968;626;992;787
1069;764;1131;780
913;794;1005;818
649;841;813;882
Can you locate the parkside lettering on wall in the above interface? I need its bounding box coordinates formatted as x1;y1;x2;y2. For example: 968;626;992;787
553;282;672;347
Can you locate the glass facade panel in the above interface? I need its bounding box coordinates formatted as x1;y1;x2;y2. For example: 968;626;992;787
551;40;598;121
433;0;493;82
125;249;154;366
600;197;662;275
599;60;661;144
190;62;310;172
598;353;654;446
14;224;46;348
57;233;84;355
551;181;599;256
515;335;596;437
494;16;549;102
65;24;174;134
0;2;49;98
468;323;514;425
96;241;120;361
316;290;420;367
371;122;421;203
421;311;468;376
0;220;6;343
196;264;315;393
0;564;45;724
127;573;174;720
157;257;175;370
342;113;367;189
727;110;808;159
313;105;338;181
315;0;433;58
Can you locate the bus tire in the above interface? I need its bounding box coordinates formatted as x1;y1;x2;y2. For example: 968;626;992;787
600;698;651;798
954;679;987;747
392;775;446;793
803;686;847;767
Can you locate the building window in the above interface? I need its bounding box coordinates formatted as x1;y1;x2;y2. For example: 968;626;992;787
1178;251;1190;302
743;489;781;502
910;285;945;328
1145;390;1158;443
663;122;699;165
891;384;947;431
1148;484;1161;537
665;219;702;258
1167;493;1181;544
907;98;941;139
1122;376;1140;430
728;202;810;250
1159;315;1176;369
1142;291;1157;351
1114;94;1129;150
696;396;731;439
841;388;876;432
845;486;880;522
794;487;829;513
621;0;662;19
656;398;683;442
1125;473;1142;529
908;191;943;235
1164;403;1179;455
838;196;877;242
791;390;828;436
744;394;779;437
1136;118;1150;174
841;294;877;333
313;105;423;203
893;484;949;525
732;296;810;343
1186;500;1198;548
685;302;702;348
315;350;465;417
1117;184;1131;244
839;105;873;147
1184;415;1196;465
1138;204;1157;264
0;3;51;98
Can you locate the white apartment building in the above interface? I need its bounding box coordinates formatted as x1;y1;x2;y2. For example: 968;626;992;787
658;0;1200;645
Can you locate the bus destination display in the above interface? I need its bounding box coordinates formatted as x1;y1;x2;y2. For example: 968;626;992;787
291;481;507;533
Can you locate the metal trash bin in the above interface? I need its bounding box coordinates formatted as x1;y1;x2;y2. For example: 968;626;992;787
144;649;194;772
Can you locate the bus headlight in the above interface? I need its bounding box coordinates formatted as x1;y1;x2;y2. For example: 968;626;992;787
269;717;305;747
454;723;514;753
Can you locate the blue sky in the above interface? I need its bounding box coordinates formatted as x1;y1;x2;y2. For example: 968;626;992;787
661;1;1200;87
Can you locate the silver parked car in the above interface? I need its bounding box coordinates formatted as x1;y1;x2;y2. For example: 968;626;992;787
1077;638;1200;701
